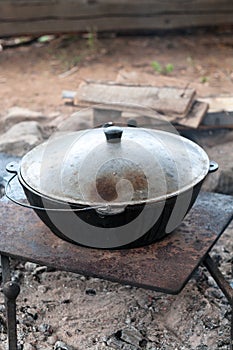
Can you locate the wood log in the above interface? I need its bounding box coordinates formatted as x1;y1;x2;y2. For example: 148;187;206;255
1;0;233;37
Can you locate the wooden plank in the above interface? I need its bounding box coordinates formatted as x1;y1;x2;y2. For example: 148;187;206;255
176;100;208;128
116;72;233;129
1;0;233;36
76;82;196;120
116;71;220;128
2;0;233;19
199;96;233;113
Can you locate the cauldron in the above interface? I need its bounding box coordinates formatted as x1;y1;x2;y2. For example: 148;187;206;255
6;123;218;249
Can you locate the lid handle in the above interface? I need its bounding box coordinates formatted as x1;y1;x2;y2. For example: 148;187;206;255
104;125;123;143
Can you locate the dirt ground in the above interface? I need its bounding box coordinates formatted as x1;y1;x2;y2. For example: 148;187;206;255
0;29;233;117
0;29;233;350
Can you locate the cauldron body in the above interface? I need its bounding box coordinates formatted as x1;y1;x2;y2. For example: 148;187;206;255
19;173;203;249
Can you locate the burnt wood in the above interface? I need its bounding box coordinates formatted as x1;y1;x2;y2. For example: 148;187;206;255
1;1;233;37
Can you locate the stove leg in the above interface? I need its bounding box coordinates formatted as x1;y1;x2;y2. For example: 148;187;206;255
1;254;11;284
203;253;233;350
231;314;233;350
1;254;20;350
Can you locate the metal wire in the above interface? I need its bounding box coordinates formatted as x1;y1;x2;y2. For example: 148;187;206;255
5;173;106;212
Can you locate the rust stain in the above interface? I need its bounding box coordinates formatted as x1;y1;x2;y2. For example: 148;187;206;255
96;173;118;201
124;170;148;193
96;169;148;202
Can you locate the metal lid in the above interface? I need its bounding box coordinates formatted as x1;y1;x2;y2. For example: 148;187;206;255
19;125;210;205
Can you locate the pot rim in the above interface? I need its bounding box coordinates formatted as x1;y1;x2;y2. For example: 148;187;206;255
18;159;209;208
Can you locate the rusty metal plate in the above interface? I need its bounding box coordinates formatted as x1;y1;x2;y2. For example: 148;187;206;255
0;192;232;294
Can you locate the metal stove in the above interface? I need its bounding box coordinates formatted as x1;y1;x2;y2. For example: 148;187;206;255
0;192;232;350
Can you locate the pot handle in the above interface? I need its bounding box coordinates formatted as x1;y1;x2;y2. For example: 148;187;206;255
4;171;41;210
5;162;102;213
6;161;20;174
209;161;219;173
